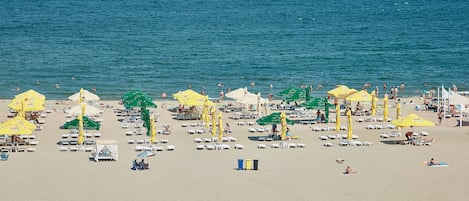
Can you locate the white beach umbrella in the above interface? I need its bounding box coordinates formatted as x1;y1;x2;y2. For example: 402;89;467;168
66;104;101;116
68;89;100;102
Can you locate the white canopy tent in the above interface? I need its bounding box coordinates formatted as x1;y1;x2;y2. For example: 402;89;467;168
93;140;118;161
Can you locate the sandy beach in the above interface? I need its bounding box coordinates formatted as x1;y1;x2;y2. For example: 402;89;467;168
0;97;468;201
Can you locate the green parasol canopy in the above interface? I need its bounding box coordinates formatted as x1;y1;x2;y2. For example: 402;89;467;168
256;112;295;126
300;97;334;110
63;116;100;130
122;90;157;109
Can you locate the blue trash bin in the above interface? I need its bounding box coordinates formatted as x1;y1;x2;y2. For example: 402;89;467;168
237;159;244;170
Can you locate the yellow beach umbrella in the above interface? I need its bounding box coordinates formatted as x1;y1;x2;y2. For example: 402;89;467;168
211;108;217;137
0;117;36;135
371;90;377;117
396;102;401;120
345;90;372;102
391;113;435;128
150;115;156;143
383;94;389;123
346;109;353;140
335;104;341;132
328;85;357;99
218;113;223;143
280;111;287;140
10;89;46;112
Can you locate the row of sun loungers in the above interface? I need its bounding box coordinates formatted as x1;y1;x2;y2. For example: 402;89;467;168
312;126;347;132
134;145;175;151
195;144;243;150
61;133;101;138
59;146;93;152
193;137;237;143
128;139;168;144
319;134;359;140
257;142;306;149
365;124;395;129
323;141;373;147
1;147;37;152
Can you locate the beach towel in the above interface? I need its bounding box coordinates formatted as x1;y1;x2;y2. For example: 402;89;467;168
428;162;449;167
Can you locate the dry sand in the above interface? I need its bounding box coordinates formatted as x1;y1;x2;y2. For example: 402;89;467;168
0;97;468;201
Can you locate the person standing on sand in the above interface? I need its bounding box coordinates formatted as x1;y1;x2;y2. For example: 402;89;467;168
438;110;443;125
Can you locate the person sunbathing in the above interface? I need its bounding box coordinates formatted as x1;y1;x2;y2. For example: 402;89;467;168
428;158;441;166
344;165;357;174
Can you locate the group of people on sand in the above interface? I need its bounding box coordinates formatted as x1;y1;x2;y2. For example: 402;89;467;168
131;159;149;170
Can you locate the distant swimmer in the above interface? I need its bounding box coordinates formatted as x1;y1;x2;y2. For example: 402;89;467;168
91;87;97;93
36;80;41;85
55;84;60;89
250;81;255;87
71;77;75;80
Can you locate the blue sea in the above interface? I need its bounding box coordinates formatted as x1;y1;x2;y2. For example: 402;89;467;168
1;0;468;100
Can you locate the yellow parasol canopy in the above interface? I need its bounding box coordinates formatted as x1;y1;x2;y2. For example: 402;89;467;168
391;113;435;128
328;85;357;99
9;89;46;112
173;89;214;106
0;117;36;135
345;90;372;102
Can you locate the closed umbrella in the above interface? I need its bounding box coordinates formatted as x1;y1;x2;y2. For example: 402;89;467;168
396;102;401;120
150;115;157;143
347;109;353;140
218;113;223;143
78;103;85;145
383;94;389;123
211;108;216;137
281;112;287;141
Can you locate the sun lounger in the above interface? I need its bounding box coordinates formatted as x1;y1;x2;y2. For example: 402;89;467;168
323;142;333;147
319;135;328;140
270;143;280;148
206;144;215;150
234;144;244;149
196;145;205;150
327;135;337;139
339;141;349;146
187;129;196;134
288;143;297;148
420;131;429;136
297;143;306;148
363;141;373;146
257;144;267;149
166;145;176;151
193;138;203;143
227;137;237;142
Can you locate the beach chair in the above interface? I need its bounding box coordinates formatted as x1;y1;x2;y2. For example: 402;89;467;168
196;145;205;150
234;144;244;149
257;144;267;149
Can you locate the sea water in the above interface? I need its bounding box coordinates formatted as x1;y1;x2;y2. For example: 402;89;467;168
1;0;468;100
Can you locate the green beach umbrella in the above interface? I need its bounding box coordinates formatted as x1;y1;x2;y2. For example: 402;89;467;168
300;97;334;110
256;112;295;126
63;116;101;130
278;87;304;96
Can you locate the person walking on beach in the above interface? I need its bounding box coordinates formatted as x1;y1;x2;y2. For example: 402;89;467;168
438;110;443;125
